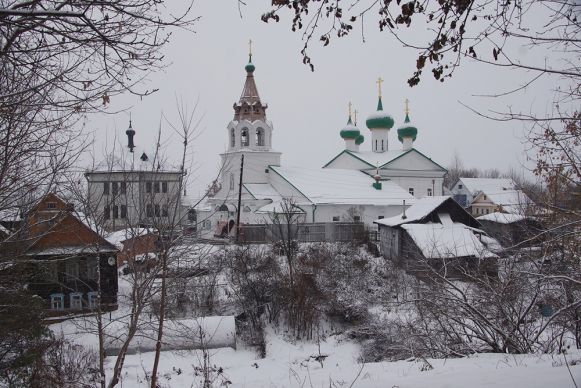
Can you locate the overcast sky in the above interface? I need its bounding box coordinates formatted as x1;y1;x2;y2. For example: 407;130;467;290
85;1;561;197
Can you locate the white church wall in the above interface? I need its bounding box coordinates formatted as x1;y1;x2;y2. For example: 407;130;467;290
386;176;444;197
385;149;445;172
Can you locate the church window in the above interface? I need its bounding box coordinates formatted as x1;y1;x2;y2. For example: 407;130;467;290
241;128;249;146
230;129;235;147
375;140;378;150
256;128;265;146
230;173;235;190
427;188;433;196
408;188;414;196
381;140;384;151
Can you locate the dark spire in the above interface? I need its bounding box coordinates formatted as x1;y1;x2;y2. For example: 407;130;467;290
233;44;267;122
126;117;135;153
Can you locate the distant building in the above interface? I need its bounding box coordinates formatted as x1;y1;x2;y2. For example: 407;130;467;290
85;121;185;232
375;196;499;279
106;227;159;267
469;189;532;217
3;193;118;315
450;178;516;208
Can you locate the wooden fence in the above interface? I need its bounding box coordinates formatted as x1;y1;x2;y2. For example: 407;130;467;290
237;222;367;244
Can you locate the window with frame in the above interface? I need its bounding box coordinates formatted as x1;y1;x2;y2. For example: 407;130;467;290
87;292;99;309
146;204;153;218
230;129;235;147
381;139;384;151
70;293;83;310
154;182;160;193
112;182;119;196
65;260;79;282
408;188;415;196
120;205;127;219
332;216;340;222
241;128;249;146
256;128;265;146
112;205;119;219
427;188;433;196
458;184;463;189
353;215;361;222
154;204;160;217
103;182;110;195
120;182;127;194
46;202;57;210
86;258;98;280
146;181;152;193
50;294;64;310
378;215;385;219
104;206;110;220
162;181;168;193
162;204;168;217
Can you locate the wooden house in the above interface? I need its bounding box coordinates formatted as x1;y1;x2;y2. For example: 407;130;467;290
375;196;500;279
3;193;118;315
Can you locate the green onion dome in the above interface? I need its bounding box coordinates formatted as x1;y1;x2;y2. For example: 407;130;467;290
366;97;394;130
397;113;418;142
355;134;364;145
340;117;361;140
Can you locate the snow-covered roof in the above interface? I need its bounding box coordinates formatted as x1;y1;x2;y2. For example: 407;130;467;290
402;223;497;259
74;211;101;235
477;212;526;224
346;150;407;168
244;183;282;201
375;196;450;227
255;201;306;214
458;178;515;194
106;228;157;249
474;189;532;214
270;166;416;206
27;246;117;256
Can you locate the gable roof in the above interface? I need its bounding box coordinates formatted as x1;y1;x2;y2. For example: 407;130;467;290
458;178;516;194
402;223;497;259
471;189;532;214
243;183;282;201
375;196;479;228
269;166;416;206
323;148;447;171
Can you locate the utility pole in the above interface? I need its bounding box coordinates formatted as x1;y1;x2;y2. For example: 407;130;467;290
236;155;244;242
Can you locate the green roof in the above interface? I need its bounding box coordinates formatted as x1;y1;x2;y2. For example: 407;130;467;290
340;117;360;140
355;134;364;145
366;97;394;130
397;113;418;142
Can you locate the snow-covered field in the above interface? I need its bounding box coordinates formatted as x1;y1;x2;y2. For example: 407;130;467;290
108;330;581;387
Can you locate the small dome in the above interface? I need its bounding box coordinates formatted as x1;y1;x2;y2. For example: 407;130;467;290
340;118;360;140
366;97;394;130
245;61;255;73
355;134;364;145
397;114;418;142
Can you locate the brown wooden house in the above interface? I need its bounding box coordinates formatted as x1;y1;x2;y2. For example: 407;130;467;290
3;193;118;315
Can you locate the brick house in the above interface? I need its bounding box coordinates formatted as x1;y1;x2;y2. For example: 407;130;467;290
4;193;118;315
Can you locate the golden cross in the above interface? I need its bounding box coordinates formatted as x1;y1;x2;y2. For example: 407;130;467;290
354;109;358;125
376;77;384;98
348;102;352;120
404;98;410;115
248;39;253;57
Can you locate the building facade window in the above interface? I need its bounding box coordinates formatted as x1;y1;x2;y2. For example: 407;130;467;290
87;258;98;281
458;184;463;189
70;293;83;309
46;202;57;210
427;188;433;196
146;181;152;193
241;128;249;146
104;206;110;220
230;173;235;190
50;294;64;310
120;182;127;194
103;182;110;195
146;204;153;217
162;181;168;193
256;128;265;146
409;188;414;196
353;215;361;222
381;140;384;151
66;260;79;282
112;205;119;219
154;182;160;193
112;182;119;196
120;205;127;219
230;128;235;147
332;216;340;222
87;292;99;309
162;204;168;217
154;204;160;217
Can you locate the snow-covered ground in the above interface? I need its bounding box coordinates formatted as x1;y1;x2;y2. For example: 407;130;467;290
107;329;581;387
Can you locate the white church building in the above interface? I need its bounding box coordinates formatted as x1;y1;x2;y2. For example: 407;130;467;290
196;52;447;236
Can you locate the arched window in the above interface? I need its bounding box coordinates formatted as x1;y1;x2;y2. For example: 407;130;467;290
230;128;235;147
381;139;384;151
375;140;378;150
241;128;249;147
230;173;234;190
256;128;265;146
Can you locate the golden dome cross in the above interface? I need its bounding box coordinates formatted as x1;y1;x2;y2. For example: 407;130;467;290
404;98;410;115
376;77;384;98
248;39;253;57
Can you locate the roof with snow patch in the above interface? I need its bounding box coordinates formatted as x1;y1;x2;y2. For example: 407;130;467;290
458;178;516;194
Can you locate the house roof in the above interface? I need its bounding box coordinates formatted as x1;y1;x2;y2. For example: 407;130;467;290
458;178;516;194
402;223;497;259
323;148;447;171
106;228;157;250
472;189;532;214
477;212;527;224
269;166;416;206
244;183;282;201
375;196;450;226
